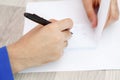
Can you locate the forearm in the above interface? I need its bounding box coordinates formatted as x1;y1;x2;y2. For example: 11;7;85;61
7;43;32;73
7;44;23;73
2;18;73;74
7;42;44;73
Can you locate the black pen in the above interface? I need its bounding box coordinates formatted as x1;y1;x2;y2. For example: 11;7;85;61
24;12;73;34
24;13;51;26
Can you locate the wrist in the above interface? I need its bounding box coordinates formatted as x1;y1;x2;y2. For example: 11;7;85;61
7;43;28;73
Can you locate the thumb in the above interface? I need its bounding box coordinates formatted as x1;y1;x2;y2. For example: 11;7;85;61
57;18;73;31
82;0;97;28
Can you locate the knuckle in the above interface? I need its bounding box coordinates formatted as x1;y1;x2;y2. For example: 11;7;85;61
87;12;93;21
55;53;61;60
52;52;62;61
65;18;73;24
47;26;54;31
48;22;58;29
110;6;119;21
112;13;119;21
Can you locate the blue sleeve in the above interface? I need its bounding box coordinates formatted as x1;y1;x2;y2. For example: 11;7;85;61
0;46;14;80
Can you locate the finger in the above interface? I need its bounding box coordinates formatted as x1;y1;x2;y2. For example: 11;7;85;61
105;0;119;28
83;0;98;28
56;18;73;31
46;18;73;32
62;31;72;41
64;41;68;47
49;19;58;23
110;0;119;20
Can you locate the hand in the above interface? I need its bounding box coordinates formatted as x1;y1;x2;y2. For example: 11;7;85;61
7;18;73;73
82;0;119;28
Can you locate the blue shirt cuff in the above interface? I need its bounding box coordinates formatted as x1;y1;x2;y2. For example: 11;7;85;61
0;46;14;80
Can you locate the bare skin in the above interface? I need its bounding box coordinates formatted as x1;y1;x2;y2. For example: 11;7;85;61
6;0;119;74
82;0;119;28
7;18;73;73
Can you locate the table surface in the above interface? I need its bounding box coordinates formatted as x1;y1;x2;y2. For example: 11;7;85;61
0;0;120;80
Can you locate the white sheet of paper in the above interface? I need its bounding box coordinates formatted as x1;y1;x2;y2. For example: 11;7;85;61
22;0;120;72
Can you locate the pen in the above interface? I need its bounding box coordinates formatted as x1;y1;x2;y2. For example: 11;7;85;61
24;13;51;26
24;12;73;34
